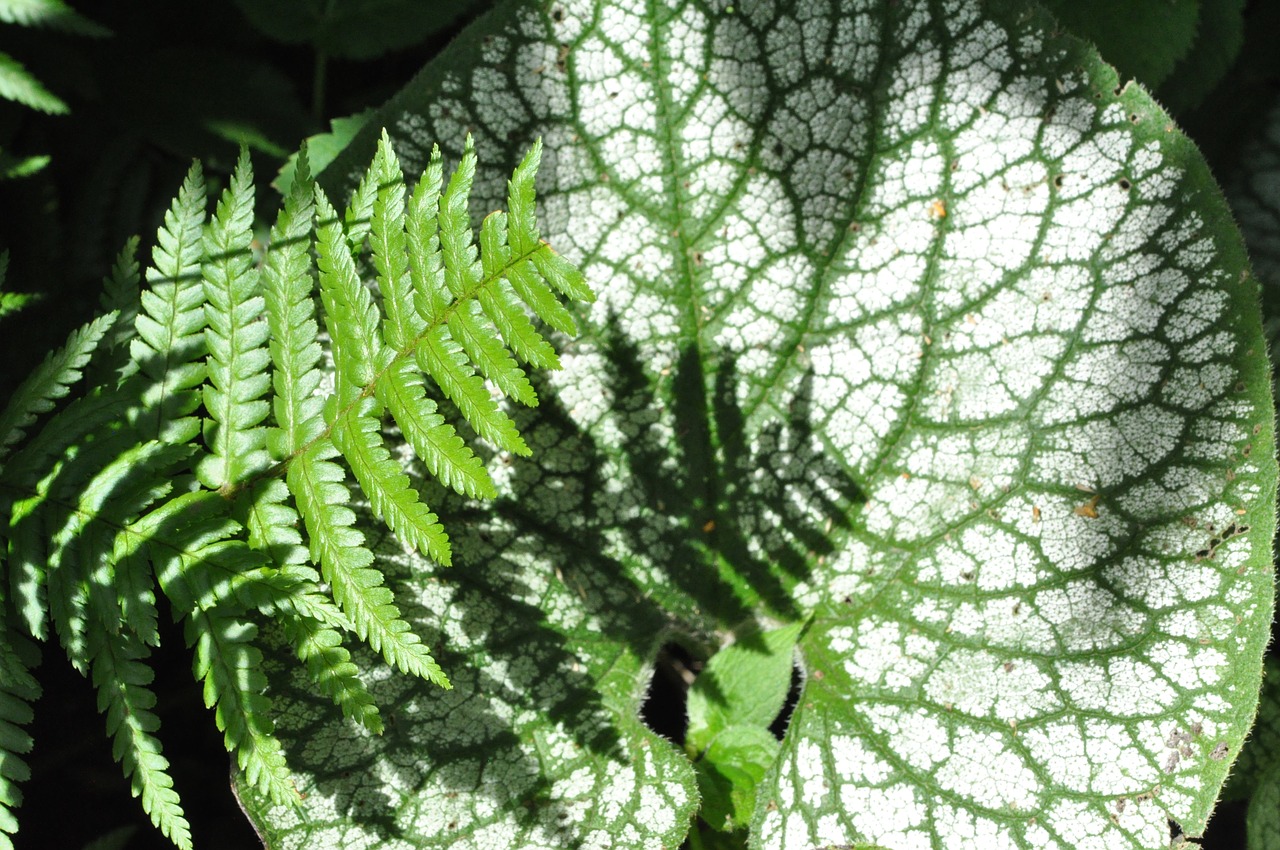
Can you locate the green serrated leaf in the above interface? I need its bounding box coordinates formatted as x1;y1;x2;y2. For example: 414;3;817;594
0;52;66;113
0;0;108;36
242;1;1276;848
686;622;802;755
693;724;780;831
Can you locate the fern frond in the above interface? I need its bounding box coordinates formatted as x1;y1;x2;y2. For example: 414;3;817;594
370;133;419;349
0;0;109;36
238;478;308;568
0;310;117;459
136;490;267;614
132;162;208;444
438;144;538;409
91;237;144;384
280;612;382;734
199;149;271;490
262;149;323;460
332;396;450;563
0;52;66;114
87;626;190;850
405;147;447;322
288;442;449;685
342;146;380;252
185;605;297;808
235;478;379;726
314;185;388;394
0;133;590;850
478;212;560;370
0;252;36;322
378;357;495;499
0;626;39;850
507;141;593;304
45;439;192;667
1;389;134;640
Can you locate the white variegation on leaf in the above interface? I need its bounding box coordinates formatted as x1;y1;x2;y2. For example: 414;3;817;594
238;1;1276;849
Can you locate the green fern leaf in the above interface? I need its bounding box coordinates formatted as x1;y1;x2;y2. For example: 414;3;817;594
132;162;209;444
398;146;529;458
238;478;308;568
314;185;387;393
0;52;65;114
377;357;495;498
0;310;116;458
404;148;447;320
476;212;559;370
77;440;190;646
262;150;324;459
0;0;109;36
279;613;382;734
92;237;143;384
1;390;132;641
87;626;191;850
288;442;448;685
0;252;36;322
45;439;193;667
234;478;381;727
342;149;379;252
332;396;450;564
199;149;271;490
438;142;538;408
416;322;528;455
186;605;296;808
0;627;38;850
138;490;267;614
109;527;159;647
369;132;419;350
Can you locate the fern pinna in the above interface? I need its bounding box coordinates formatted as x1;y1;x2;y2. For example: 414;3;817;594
0;131;592;850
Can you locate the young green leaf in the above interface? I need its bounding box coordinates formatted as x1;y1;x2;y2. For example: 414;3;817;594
685;622;802;755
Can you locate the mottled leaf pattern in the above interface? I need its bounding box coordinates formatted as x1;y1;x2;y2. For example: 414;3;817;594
239;1;1276;849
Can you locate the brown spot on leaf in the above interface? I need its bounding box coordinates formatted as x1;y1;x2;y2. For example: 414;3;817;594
1074;494;1100;519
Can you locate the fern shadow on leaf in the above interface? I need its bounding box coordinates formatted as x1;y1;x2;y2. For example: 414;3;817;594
494;315;864;683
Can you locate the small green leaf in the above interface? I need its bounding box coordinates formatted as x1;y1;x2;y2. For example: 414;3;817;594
694;724;780;831
686;622;802;754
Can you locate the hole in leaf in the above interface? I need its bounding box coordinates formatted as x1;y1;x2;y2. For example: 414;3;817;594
768;661;804;740
1118;178;1132;191
640;642;702;745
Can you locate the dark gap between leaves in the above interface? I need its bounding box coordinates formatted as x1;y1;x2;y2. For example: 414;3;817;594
769;661;804;740
640;642;805;745
641;642;701;745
